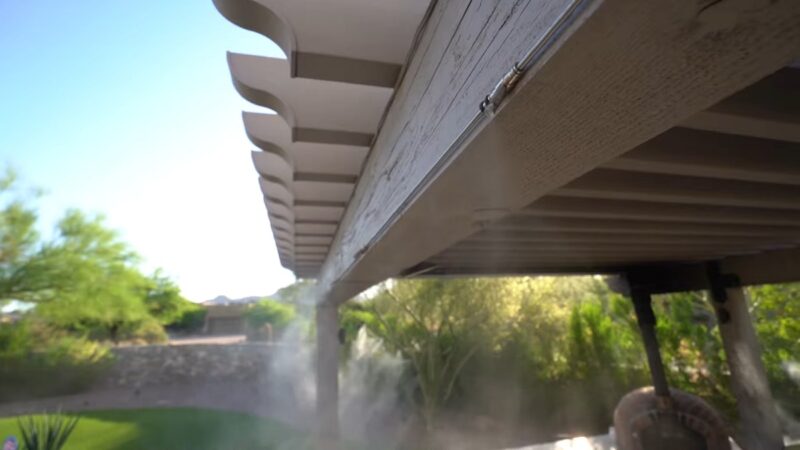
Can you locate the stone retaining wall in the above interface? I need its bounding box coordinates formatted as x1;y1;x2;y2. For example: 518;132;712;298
102;343;272;388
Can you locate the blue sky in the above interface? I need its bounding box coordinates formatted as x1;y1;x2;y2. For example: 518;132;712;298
0;0;295;300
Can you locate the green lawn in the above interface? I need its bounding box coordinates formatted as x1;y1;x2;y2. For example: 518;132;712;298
0;408;322;450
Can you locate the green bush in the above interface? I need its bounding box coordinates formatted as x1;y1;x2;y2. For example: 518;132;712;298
749;283;800;416
0;321;112;402
244;299;295;340
122;316;168;344
50;315;167;345
354;276;800;443
165;304;207;334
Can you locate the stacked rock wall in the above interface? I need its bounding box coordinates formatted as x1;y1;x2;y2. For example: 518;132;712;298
103;343;272;387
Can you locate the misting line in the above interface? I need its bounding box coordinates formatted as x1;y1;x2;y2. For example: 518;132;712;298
480;0;591;114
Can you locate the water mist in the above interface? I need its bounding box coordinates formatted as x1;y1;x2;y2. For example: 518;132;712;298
263;308;409;449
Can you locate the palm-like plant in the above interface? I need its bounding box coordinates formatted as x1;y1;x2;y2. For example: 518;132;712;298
16;412;79;450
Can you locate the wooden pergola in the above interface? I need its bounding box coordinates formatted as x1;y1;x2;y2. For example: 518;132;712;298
214;0;800;447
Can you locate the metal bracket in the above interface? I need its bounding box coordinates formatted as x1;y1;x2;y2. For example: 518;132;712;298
706;261;740;324
480;63;524;114
629;286;671;398
706;261;741;304
631;288;657;326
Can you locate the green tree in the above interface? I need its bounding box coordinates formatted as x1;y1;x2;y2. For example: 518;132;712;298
0;168;54;304
143;270;205;332
244;298;296;334
649;292;734;415
505;276;612;381
364;278;510;432
270;279;316;317
0;169;190;345
345;275;800;442
271;279;315;305
339;300;377;359
749;283;800;416
33;210;165;343
144;271;187;324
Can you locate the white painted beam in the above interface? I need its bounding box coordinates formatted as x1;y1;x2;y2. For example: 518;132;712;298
493;216;800;238
682;109;800;143
428;254;714;266
604;127;800;185
296;235;333;246
467;231;792;246
227;54;391;143
450;241;780;254
213;0;429;86
682;67;800;143
244;113;368;175
523;196;800;226
438;248;734;260
559;168;800;210
295;204;344;222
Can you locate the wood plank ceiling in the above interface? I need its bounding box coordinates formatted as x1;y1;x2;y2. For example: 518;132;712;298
418;67;800;276
214;0;430;277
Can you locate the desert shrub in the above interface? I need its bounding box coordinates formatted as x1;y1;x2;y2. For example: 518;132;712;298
0;321;112;401
44;314;167;345
166;304;207;334
120;316;168;344
244;299;295;339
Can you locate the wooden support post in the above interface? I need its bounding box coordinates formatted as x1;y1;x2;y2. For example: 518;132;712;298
630;287;671;399
315;302;340;444
707;263;784;450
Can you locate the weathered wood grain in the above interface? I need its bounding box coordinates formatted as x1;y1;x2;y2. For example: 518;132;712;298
317;0;800;304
